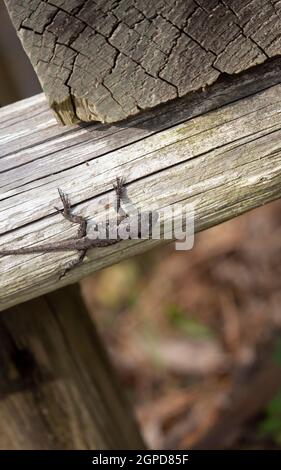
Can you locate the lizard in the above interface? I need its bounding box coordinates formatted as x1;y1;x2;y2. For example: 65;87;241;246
0;178;158;278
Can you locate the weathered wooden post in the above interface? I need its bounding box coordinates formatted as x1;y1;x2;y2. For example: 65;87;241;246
1;0;281;450
0;285;145;449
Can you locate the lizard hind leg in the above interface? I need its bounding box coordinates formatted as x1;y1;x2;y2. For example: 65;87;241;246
113;177;128;223
113;176;125;213
55;188;87;239
59;249;87;279
54;188;88;278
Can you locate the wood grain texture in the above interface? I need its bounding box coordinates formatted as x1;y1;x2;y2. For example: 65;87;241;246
0;285;145;449
4;0;281;124
1;59;281;311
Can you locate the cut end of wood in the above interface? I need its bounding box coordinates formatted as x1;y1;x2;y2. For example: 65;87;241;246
4;0;281;125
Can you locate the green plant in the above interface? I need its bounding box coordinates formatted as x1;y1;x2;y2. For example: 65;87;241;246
163;304;213;338
259;338;281;445
259;393;281;445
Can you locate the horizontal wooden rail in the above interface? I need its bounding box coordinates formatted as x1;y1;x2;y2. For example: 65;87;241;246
1;59;281;311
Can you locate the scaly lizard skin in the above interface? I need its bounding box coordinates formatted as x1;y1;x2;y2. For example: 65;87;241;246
0;178;158;278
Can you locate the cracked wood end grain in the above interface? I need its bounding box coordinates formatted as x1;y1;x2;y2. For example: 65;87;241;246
0;58;281;310
4;0;281;125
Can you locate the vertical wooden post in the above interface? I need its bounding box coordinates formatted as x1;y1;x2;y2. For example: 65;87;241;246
0;285;145;450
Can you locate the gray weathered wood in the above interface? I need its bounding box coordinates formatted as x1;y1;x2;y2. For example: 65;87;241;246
0;284;145;449
1;59;281;311
4;0;281;124
0;2;41;106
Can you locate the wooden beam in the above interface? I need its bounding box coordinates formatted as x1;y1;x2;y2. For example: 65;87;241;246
4;0;281;124
1;59;281;310
0;285;145;449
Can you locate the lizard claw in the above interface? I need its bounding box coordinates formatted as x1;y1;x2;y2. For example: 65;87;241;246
58;187;70;205
113;177;126;196
57;187;71;215
54;205;63;214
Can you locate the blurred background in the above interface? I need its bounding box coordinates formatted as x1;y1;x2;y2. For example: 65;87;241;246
1;1;281;449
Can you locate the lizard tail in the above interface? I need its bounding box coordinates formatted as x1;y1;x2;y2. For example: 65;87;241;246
0;244;78;255
0;248;47;255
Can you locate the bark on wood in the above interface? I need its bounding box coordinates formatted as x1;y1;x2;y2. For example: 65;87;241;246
4;0;281;124
0;58;281;310
0;284;145;449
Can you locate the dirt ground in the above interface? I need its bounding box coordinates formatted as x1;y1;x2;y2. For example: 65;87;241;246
81;199;281;449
